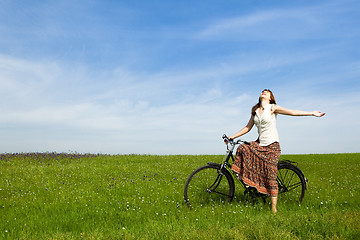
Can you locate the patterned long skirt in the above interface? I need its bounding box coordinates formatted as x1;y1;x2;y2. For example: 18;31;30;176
231;141;281;196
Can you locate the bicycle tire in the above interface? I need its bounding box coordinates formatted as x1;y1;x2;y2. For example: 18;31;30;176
277;162;307;203
184;164;235;208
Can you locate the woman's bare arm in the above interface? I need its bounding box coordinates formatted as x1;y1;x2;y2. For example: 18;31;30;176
229;115;255;140
273;105;326;117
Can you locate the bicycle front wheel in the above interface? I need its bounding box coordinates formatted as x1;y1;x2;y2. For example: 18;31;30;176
184;164;235;208
277;163;307;204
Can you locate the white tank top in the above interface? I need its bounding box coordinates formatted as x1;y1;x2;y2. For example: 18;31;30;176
253;104;280;146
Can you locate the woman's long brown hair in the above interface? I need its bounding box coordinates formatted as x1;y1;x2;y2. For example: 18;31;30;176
251;89;277;116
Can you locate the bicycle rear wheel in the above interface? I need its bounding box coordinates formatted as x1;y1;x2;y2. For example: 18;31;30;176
277;162;307;203
184;164;235;208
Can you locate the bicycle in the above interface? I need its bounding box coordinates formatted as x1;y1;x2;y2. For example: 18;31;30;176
184;134;307;208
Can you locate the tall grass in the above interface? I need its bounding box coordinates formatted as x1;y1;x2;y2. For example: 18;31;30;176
1;153;359;239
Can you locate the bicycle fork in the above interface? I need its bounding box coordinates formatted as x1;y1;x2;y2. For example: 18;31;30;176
206;169;229;197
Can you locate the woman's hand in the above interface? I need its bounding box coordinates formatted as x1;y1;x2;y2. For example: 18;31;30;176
312;111;326;117
223;135;233;144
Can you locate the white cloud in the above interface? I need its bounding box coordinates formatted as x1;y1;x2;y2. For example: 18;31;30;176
0;55;60;99
196;2;356;41
0;55;253;153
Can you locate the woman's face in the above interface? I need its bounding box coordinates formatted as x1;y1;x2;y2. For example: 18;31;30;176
260;90;271;101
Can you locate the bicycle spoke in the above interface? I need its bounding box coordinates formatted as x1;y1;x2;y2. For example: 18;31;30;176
279;168;294;186
286;181;303;190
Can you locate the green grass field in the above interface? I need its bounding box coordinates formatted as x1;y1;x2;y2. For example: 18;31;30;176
1;153;359;239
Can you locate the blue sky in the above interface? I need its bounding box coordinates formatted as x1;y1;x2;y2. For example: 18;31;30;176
0;0;359;154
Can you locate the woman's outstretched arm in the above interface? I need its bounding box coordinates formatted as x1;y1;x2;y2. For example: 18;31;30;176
274;105;326;117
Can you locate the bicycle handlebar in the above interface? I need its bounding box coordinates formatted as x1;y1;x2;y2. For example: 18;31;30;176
222;134;248;145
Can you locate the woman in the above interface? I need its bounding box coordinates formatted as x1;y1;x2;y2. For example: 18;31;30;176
228;89;325;213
